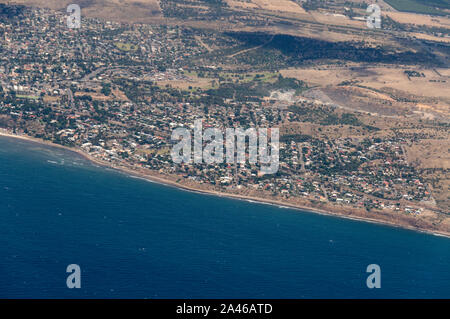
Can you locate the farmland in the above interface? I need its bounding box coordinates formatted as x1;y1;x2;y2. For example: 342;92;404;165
384;0;450;16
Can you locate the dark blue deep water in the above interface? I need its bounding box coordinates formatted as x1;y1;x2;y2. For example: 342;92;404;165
0;136;449;298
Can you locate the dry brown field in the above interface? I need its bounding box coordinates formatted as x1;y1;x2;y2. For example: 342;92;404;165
410;33;450;43
405;139;450;170
225;0;306;14
310;12;366;29
385;11;450;28
281;64;450;118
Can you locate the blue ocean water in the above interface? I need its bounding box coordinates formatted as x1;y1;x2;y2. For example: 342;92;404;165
0;136;449;299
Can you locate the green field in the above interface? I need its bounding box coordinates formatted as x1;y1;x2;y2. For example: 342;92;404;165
384;0;450;16
115;42;138;52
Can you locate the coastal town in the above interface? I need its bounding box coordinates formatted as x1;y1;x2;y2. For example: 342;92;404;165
0;4;449;235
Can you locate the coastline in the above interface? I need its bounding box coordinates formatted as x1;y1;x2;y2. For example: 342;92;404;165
1;130;449;239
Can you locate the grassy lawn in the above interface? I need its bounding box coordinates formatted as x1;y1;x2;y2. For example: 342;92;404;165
384;0;449;16
178;71;279;90
216;71;278;84
115;42;139;52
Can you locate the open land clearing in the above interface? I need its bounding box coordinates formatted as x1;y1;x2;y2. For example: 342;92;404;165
225;0;306;14
385;11;450;28
404;137;450;212
310;11;366;29
411;33;450;43
405;138;450;170
281;64;450;118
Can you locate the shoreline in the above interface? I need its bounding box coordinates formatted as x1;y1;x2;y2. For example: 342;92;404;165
1;130;449;239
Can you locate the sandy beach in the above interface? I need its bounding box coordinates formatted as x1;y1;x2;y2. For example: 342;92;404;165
1;130;449;239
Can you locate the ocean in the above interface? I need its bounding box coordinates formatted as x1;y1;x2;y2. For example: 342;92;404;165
0;136;449;298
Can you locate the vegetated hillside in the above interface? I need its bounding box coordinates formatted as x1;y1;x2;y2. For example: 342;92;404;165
0;3;25;18
224;32;445;67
